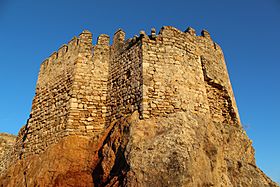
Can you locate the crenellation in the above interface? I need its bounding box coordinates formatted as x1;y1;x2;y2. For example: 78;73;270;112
67;36;79;51
151;28;157;39
132;35;138;43
79;30;93;47
38;59;49;78
50;51;58;61
57;44;68;58
185;27;196;36
201;29;211;39
112;29;125;52
97;34;110;46
159;26;183;38
114;29;125;41
12;26;241;160
139;30;147;38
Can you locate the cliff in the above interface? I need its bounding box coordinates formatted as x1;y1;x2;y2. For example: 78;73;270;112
0;26;278;186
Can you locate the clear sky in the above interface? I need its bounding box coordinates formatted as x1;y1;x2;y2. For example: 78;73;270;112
0;0;279;183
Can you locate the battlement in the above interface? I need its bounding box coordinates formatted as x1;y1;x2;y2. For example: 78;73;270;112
38;26;219;71
97;34;110;45
15;26;240;158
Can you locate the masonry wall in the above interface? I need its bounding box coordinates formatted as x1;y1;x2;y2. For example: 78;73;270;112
66;32;110;136
0;134;16;174
141;27;210;119
107;30;143;122
20;36;80;156
141;26;240;127
196;30;240;125
15;31;110;158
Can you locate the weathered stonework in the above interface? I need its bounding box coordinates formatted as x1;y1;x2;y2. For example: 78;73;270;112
0;133;16;174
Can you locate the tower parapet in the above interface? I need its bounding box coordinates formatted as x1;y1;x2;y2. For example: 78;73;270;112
201;29;211;39
97;34;110;46
185;27;196;36
112;29;125;53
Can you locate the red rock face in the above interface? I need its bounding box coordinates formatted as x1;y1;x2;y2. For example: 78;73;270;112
91;115;131;187
1;112;278;186
1;136;95;186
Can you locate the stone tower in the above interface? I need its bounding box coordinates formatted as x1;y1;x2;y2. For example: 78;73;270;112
17;26;239;159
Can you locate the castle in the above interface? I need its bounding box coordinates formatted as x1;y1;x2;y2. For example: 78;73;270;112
2;26;278;187
15;26;240;158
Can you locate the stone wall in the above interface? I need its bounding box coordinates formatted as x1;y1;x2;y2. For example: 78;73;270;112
12;26;242;159
140;26;238;123
197;30;240;125
14;31;111;158
66;31;110;136
20;36;80;156
141;27;206;118
107;30;143;122
0;133;16;174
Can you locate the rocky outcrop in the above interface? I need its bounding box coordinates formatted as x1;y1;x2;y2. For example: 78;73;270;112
1;112;278;186
125;113;276;187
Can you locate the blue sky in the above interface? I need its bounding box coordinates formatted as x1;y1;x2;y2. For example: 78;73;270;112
0;0;279;183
